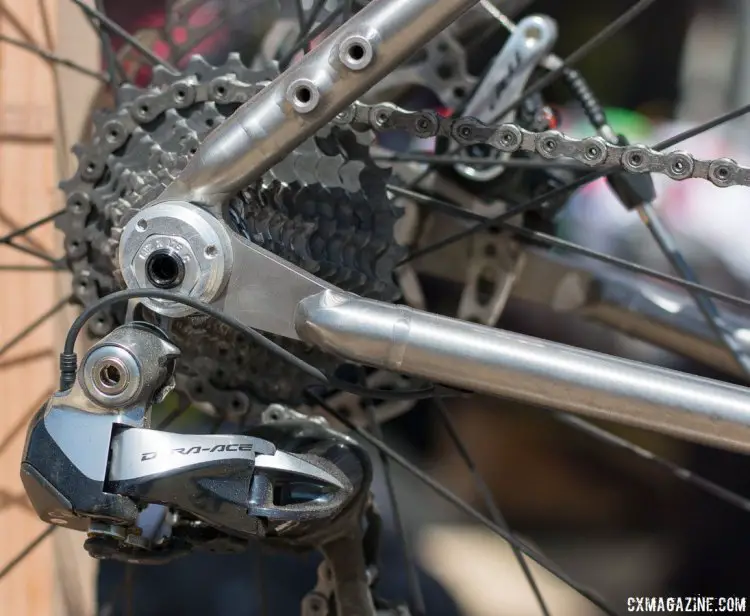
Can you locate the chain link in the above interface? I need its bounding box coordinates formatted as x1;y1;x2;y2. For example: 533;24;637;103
333;101;750;189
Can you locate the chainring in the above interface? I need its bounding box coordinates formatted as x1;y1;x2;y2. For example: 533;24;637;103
59;54;404;411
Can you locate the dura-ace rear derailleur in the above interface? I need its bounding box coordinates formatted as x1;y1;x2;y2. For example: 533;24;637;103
20;321;391;613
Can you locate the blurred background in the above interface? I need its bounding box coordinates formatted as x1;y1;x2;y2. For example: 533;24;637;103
2;0;750;614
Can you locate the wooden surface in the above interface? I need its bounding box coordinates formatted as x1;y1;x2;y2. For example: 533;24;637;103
0;1;98;614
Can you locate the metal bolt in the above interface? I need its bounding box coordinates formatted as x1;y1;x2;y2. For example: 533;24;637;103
82;344;141;407
665;151;694;180
286;79;320;114
339;35;374;71
91;356;130;396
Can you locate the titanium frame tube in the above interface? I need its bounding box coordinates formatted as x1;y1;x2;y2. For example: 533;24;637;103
508;248;750;380
161;0;481;207
296;290;750;453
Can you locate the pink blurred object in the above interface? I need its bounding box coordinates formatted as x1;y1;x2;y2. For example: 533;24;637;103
561;112;750;285
101;0;229;87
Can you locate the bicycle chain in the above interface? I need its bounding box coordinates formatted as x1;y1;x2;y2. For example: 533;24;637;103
334;101;750;189
126;77;738;187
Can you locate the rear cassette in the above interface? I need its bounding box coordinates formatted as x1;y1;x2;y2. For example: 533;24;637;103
58;54;405;409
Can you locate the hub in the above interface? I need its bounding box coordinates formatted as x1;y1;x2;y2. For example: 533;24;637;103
119;201;234;319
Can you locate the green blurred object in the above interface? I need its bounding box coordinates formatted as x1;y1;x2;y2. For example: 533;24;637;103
568;106;654;141
602;107;654;141
152;392;215;431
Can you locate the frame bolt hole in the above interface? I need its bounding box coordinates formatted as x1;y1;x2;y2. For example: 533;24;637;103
100;364;121;388
146;249;185;289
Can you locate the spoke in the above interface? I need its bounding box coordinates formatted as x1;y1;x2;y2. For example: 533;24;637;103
388;185;750;313
0;209;63;264
1;241;59;264
35;0;71;185
281;0;328;65
637;203;750;377
434;398;550;616
280;3;342;69
478;0;515;32
465;11;505;54
554;413;750;512
0;33;108;82
0;389;52;458
376;153;586;170
306;391;617;616
0;349;54;371
70;0;179;74
93;0;126;90
0;264;62;271
489;0;660;124
654;101;750;151
293;0;306;32
0;296;71;360
299;0;327;49
365;402;426;616
0;209;65;246
398;170;601;265
0;526;56;582
0;4;36;41
0;211;51;253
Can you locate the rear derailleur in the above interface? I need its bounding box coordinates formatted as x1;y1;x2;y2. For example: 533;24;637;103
20;321;405;615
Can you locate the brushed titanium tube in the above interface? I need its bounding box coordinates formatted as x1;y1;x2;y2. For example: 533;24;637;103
509;248;750;380
161;0;481;207
296;290;750;453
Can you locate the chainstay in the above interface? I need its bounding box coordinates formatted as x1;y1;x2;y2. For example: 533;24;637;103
334;101;749;188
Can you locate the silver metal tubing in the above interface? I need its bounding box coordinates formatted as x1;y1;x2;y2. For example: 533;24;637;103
510;249;750;380
161;0;480;208
296;290;750;453
411;235;750;379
